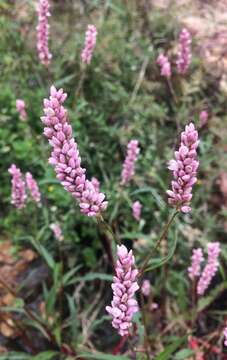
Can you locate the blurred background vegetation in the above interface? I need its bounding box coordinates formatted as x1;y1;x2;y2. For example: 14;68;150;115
0;0;227;359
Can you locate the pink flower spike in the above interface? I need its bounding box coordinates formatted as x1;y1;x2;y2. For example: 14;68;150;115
132;201;142;222
106;245;139;337
50;223;64;242
81;25;97;65
157;53;171;78
141;280;151;297
176;28;191;75
25;172;41;203
121;140;140;186
197;242;220;296
16;99;27;121
223;324;227;346
167;122;199;213
199;110;208;127
188;248;204;280
41;85;108;217
36;0;52;66
8;164;27;209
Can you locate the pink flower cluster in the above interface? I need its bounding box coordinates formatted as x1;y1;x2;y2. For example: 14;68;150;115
16;99;27;121
156;53;171;78
50;223;63;242
8;165;27;209
223;325;227;347
176;28;191;75
26;172;41;203
167;123;199;213
199;110;208;128
106;245;139;337
197;242;220;296
41;86;108;217
81;25;97;65
132;201;142;222
188;248;204;280
121;140;140;186
36;0;52;66
141;279;151;297
9;165;41;208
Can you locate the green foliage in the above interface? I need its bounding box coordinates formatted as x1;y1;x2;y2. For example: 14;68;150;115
1;0;227;358
154;337;187;360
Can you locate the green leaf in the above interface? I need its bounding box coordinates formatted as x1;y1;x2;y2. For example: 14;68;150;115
197;282;227;312
145;229;178;272
119;232;152;241
30;238;55;270
174;348;195;359
68;272;112;285
0;353;31;360
130;187;165;209
32;351;59;360
77;352;130;360
67;294;79;342
154;337;186;360
63;265;82;286
54;74;76;87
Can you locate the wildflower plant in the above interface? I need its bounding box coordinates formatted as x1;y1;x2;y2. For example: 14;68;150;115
2;2;227;359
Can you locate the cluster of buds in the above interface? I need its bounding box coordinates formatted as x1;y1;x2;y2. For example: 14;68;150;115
156;28;191;77
106;245;139;337
81;25;97;65
132;201;142;222
167;123;199;213
199;110;209;127
156;53;171;78
188;243;220;296
176;28;192;74
197;242;220;295
9;165;41;208
121;140;140;186
188;248;204;280
41;86;108;217
8;165;27;209
16;99;27;121
50;223;64;242
26;172;41;203
36;0;52;66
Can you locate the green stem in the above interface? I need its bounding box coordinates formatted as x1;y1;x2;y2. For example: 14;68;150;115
139;289;151;359
166;77;178;105
97;215;121;245
140;210;179;276
191;278;197;327
75;66;86;99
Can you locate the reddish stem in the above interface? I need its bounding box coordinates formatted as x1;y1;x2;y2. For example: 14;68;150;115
112;336;128;355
